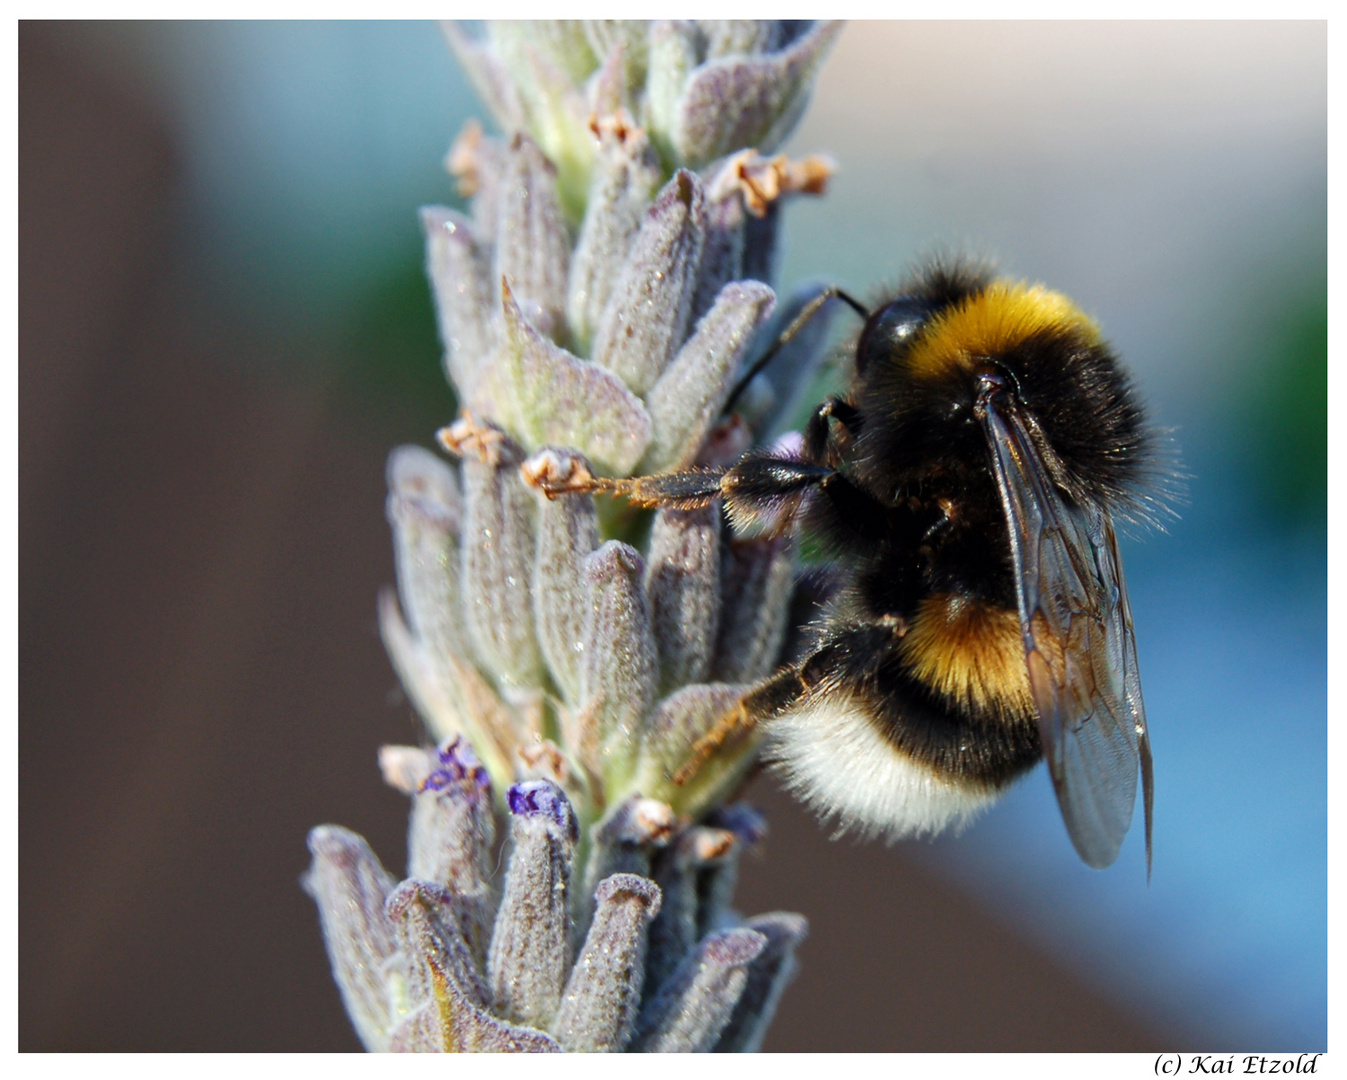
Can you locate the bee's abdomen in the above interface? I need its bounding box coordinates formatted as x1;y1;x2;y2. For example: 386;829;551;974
795;610;1041;790
898;592;1034;725
866;664;1041;790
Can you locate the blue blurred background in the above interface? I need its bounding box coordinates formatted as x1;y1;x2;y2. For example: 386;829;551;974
21;22;1324;1050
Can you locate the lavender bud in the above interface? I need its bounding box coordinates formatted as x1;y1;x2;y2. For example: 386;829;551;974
525;448;600;704
445;119;507;240
582;795;676;904
700;20;782;59
692;179;748;322
420;207;494;395
644;826;738;995
671;21;843;166
634;682;752;812
715;912;810;1052
403;738;497;959
303;826;400;1052
386;879;491;1010
699;804;770;936
488;781;578;1027
644;505;722;694
641;280;775;473
713;533;796;683
583;22;649;96
452;421;546;696
630;927;766;1052
591;169;705;395
484;284;653;476
442;22;526;135
551;874;663;1052
579;542;658;788
567;117;661;352
645;21;700;167
385;445;467;665
432;952;563;1052
492;133;571;340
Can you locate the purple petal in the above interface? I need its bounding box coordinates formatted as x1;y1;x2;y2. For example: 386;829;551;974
405;737;497;961
506;779;580;843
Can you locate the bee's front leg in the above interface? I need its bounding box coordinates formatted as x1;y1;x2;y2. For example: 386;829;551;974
802;395;863;464
521;448;728;509
525;444;835;537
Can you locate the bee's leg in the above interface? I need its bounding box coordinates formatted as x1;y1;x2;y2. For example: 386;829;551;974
671;615;906;785
672;617;911;786
719;452;832;533
802;396;864;464
724;286;870;412
529;443;836;535
524;450;728;509
670;664;810;786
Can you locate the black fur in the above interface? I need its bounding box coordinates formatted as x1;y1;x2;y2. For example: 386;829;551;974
796;620;1042;788
731;262;1155;787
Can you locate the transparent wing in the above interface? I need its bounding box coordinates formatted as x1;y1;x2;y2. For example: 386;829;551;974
981;396;1153;870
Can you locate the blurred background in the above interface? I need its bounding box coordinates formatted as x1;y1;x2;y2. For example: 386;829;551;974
20;21;1325;1051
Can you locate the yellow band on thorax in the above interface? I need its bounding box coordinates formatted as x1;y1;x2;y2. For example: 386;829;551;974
905;281;1101;379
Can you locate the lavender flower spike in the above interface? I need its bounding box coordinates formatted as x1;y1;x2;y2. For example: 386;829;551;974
310;19;846;1053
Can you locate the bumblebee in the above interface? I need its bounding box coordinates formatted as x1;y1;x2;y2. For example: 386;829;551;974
543;259;1159;872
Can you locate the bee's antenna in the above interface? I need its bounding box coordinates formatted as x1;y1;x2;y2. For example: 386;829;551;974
723;286;869;413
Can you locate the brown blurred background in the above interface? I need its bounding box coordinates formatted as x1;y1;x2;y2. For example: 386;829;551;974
21;21;1322;1051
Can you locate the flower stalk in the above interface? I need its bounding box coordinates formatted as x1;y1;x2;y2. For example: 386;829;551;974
307;19;843;1052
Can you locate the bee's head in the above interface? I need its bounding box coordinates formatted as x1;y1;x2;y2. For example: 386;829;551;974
854;297;937;377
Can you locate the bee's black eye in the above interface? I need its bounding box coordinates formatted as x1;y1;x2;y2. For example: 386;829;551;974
855;297;935;375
